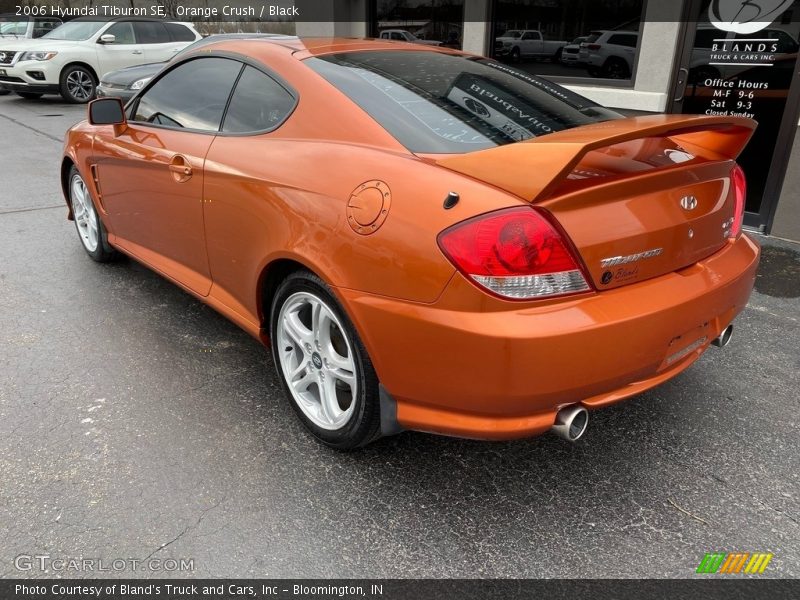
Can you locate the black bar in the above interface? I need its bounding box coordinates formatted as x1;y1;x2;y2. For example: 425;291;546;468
0;0;789;23
1;579;798;600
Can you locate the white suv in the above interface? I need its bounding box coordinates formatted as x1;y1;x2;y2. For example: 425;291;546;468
1;14;63;94
579;30;639;79
0;18;201;103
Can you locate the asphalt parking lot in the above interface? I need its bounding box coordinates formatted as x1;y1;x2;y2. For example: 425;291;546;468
0;93;798;579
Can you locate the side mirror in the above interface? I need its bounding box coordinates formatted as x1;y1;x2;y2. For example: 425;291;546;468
88;98;126;127
98;34;116;44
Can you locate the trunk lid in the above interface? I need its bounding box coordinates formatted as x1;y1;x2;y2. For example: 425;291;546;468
435;115;755;289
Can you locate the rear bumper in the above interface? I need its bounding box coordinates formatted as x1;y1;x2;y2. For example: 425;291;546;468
338;235;760;440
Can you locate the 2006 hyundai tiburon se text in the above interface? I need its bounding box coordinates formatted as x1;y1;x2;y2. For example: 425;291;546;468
61;37;760;449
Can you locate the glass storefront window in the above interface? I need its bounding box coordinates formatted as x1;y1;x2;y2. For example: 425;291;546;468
491;0;645;82
370;0;465;50
677;0;800;219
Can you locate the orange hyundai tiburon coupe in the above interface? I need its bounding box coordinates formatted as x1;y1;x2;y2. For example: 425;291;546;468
61;37;760;449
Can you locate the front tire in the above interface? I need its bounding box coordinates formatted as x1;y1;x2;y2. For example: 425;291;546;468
60;65;96;103
68;167;118;262
270;271;381;450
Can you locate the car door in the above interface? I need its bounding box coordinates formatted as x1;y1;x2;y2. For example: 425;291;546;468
95;22;143;77
92;57;243;296
132;21;181;63
519;31;540;56
606;33;638;70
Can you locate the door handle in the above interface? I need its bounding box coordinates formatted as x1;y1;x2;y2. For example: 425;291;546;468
132;50;143;55
169;155;192;182
673;67;689;102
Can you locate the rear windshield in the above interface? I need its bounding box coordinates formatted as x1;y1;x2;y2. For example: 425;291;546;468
306;51;620;154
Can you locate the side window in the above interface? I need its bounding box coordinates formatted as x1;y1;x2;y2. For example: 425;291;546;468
105;22;135;44
132;58;242;132
164;23;196;42
608;34;637;48
222;66;295;133
133;21;170;44
33;20;61;38
391;32;403;40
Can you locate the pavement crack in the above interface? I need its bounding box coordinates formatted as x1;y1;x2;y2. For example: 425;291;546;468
662;454;800;530
667;497;713;526
0;111;63;143
141;500;222;562
0;204;64;216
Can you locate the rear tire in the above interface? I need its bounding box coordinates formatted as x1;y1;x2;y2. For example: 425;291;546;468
67;166;118;262
602;57;630;79
60;65;96;103
270;271;381;450
16;92;43;100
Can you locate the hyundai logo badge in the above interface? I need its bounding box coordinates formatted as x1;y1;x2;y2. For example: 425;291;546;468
680;195;698;211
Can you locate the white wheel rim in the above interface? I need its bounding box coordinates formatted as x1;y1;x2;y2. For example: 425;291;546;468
70;173;99;252
277;291;358;431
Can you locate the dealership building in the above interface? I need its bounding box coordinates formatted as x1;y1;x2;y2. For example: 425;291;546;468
297;0;800;243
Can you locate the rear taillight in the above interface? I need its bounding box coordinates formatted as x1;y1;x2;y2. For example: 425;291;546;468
731;164;746;239
437;207;591;300
587;44;601;50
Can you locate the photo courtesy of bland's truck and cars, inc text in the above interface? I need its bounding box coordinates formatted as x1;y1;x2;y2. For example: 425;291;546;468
0;0;798;598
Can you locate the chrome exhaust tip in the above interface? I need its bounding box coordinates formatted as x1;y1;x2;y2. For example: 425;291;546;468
712;324;734;348
551;405;589;442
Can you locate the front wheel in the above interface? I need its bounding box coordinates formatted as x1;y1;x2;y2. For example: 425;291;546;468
270;271;381;449
60;65;96;103
68;167;118;262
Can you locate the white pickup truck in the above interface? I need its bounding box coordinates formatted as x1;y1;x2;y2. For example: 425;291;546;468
495;30;567;62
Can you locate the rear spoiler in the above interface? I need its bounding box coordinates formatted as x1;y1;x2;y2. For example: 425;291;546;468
435;115;756;202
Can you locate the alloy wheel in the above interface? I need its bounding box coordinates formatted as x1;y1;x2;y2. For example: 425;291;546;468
276;291;357;430
70;173;99;252
66;70;94;101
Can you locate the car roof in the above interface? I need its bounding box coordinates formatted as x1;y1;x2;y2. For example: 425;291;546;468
194;36;463;58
